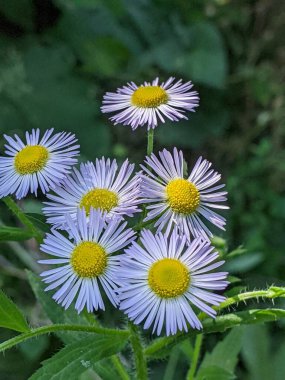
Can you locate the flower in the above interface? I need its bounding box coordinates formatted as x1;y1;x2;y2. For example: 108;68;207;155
101;77;199;130
140;148;228;240
118;229;228;335
0;128;79;199
39;208;136;313
43;157;141;229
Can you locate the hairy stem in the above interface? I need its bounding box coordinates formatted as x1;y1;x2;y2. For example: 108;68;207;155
145;307;285;358
129;322;148;380
220;286;285;308
186;334;203;380
0;324;129;353
2;196;43;243
198;286;285;321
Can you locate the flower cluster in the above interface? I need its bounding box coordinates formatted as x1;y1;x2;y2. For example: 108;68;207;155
0;78;229;336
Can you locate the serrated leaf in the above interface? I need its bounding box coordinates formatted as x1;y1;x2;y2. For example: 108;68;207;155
196;366;235;380
27;271;91;344
199;327;243;375
0;226;34;241
0;290;29;332
29;335;128;380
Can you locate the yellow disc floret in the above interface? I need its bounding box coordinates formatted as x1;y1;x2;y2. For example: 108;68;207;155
166;178;200;215
71;241;107;278
14;145;49;175
148;258;190;298
131;86;169;108
80;189;118;215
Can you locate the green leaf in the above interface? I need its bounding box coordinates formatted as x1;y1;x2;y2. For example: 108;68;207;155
0;290;29;332
198;327;243;377
273;343;285;380
29;335;128;380
196;366;235;380
27;271;92;344
241;325;271;380
25;213;50;233
90;358;122;380
225;252;264;273
163;346;180;380
0;226;34;241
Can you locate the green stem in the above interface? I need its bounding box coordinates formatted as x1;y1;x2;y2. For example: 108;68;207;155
221;286;285;308
127;129;155;379
198;286;285;321
2;196;43;243
147;129;154;156
129;322;148;380
144;308;285;358
186;334;203;380
0;324;129;353
111;355;131;380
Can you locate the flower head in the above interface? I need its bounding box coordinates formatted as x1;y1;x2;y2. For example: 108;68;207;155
0;128;79;199
39;208;135;313
140;148;228;241
118;229;228;335
101;77;199;130
43;157;141;229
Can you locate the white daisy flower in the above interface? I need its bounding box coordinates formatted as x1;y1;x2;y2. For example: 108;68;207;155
140;148;228;240
39;208;135;313
43;158;141;229
118;229;228;336
0;128;79;199
101;77;199;130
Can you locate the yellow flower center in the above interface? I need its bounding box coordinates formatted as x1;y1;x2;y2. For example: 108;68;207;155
166;178;200;215
71;241;107;278
80;189;118;215
14;145;49;175
131;86;168;108
148;258;190;298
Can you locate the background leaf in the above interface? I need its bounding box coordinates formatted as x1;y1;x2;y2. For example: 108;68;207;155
0;290;29;332
196;366;235;380
0;226;34;241
273;343;285;380
241;325;271;380
197;327;243;379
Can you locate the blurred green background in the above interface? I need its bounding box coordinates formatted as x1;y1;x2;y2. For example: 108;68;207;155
0;0;284;379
